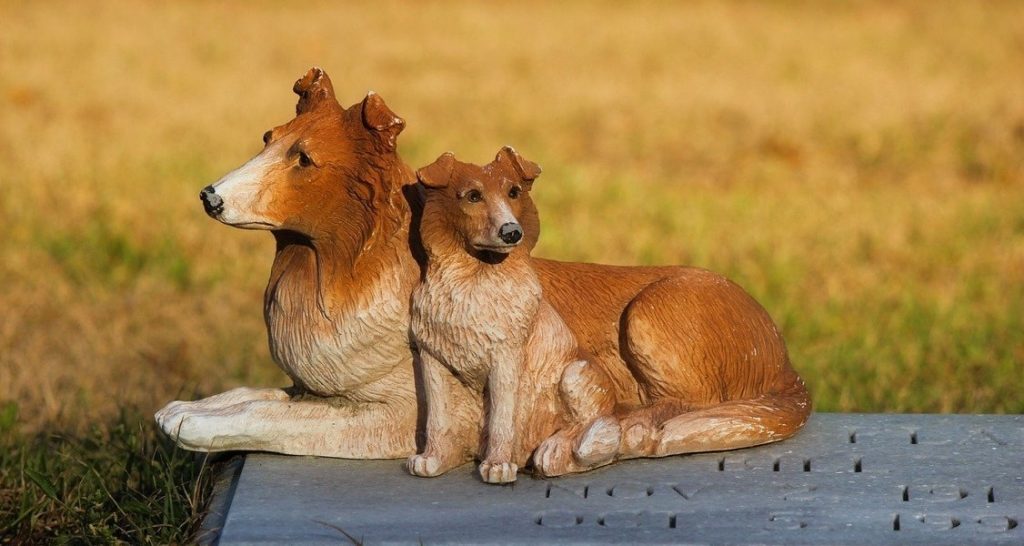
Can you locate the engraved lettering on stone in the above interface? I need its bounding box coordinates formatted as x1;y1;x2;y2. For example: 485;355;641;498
607;481;653;499
906;485;968;503
765;511;810;530
975;515;1018;533
806;453;859;473
775;454;808;473
671;484;712;500
781;484;820;502
546;483;588;499
971;429;1009;446
536;511;582;527
721;455;776;472
917;514;960;531
598;511;674;529
990;484;1024;503
911;430;952;446
845;427;914;445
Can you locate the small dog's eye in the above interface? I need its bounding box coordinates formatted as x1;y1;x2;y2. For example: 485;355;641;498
298;150;313;168
508;186;521;199
466;190;483;203
262;131;273;145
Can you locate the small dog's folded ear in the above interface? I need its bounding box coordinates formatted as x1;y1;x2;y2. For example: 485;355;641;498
417;152;457;189
495;146;542;188
293;67;336;115
362;91;406;150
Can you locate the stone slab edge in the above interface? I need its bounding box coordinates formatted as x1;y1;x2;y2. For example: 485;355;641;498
197;455;245;546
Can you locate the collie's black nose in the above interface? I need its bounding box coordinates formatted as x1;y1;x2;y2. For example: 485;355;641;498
498;222;523;245
200;185;224;217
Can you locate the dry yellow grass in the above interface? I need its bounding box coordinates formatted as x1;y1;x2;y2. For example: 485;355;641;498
1;0;1023;432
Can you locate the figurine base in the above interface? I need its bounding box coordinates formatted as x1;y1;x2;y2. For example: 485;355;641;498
201;413;1024;545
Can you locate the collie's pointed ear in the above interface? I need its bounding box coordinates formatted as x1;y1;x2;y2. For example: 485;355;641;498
293;67;336;115
361;91;405;150
417;152;457;189
495;146;541;189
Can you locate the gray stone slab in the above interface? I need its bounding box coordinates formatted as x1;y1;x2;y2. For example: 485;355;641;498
208;413;1024;545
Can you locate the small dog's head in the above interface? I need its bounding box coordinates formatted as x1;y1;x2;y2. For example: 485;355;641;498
417;147;542;259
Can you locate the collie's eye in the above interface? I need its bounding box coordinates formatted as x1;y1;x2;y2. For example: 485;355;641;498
508;186;521;199
298;150;313;168
465;189;483;203
262;131;273;145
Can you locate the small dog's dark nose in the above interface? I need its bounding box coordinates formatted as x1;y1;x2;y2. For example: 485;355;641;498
498;222;523;245
200;185;224;217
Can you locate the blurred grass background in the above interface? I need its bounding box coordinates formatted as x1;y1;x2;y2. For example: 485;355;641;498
1;0;1022;540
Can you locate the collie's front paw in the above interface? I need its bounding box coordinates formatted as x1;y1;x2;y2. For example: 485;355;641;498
407;453;445;477
478;460;517;484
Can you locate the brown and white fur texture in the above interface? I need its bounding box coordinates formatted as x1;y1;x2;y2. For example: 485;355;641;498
409;149;619;483
155;68;810;473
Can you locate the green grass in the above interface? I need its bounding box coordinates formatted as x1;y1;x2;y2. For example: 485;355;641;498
0;403;212;544
2;0;1022;541
42;215;195;291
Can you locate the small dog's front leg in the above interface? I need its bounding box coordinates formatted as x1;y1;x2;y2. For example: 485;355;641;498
407;351;470;477
479;347;521;484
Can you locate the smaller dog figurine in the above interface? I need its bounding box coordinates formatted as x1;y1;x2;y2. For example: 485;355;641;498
408;147;620;483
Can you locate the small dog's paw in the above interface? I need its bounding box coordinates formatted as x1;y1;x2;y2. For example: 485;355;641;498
407;453;445;477
479;460;517;484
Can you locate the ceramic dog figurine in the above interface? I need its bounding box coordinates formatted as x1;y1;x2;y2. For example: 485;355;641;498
157;68;810;469
408;148;620;483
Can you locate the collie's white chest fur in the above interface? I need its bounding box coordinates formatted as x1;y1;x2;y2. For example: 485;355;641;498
266;260;412;397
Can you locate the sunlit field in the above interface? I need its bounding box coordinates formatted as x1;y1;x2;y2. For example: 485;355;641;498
1;0;1022;540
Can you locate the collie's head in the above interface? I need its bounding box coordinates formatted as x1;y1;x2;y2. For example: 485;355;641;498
416;147;542;261
200;68;407;240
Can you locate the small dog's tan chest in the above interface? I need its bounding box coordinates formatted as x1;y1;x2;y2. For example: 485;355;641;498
412;257;542;390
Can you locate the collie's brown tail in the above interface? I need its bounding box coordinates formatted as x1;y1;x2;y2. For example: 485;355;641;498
619;375;811;458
